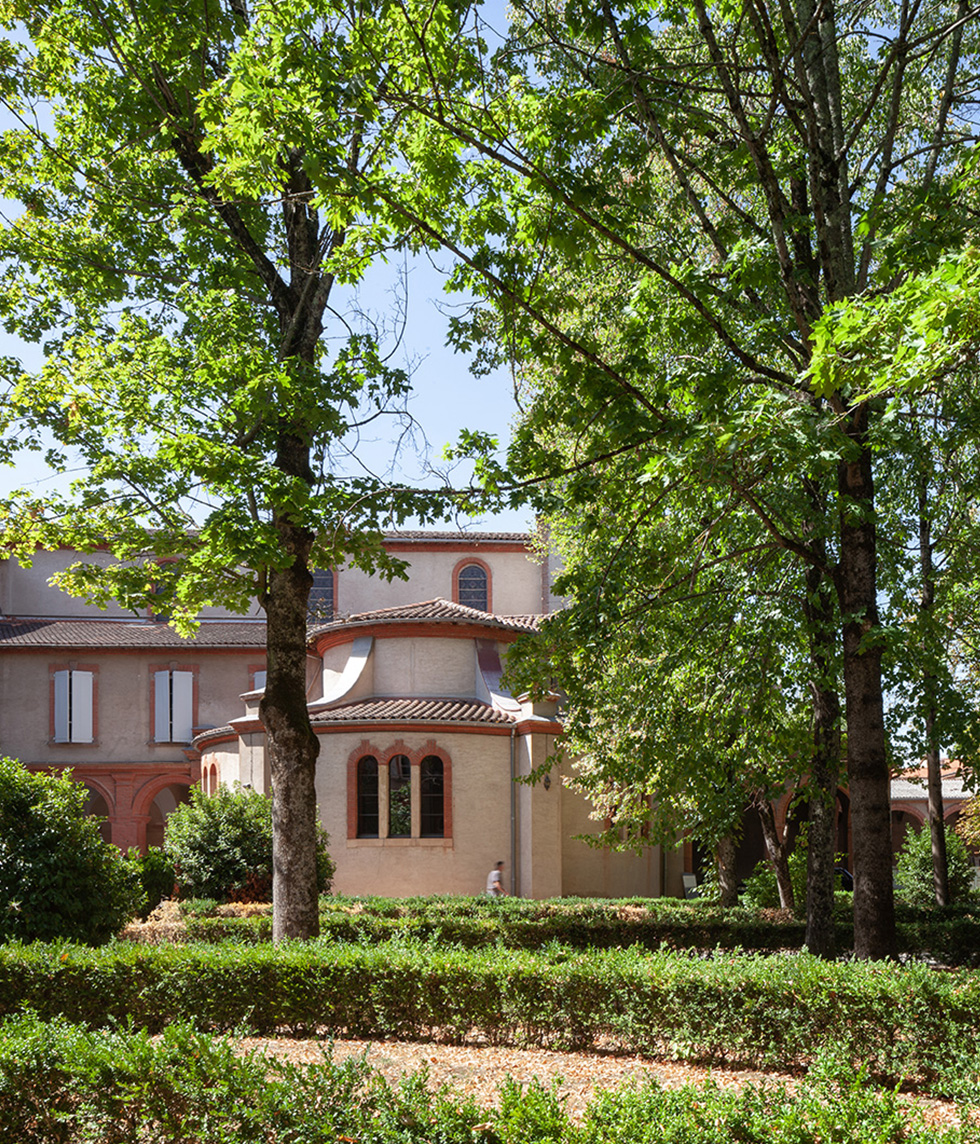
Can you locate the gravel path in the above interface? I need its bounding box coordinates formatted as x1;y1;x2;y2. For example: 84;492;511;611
234;1036;966;1130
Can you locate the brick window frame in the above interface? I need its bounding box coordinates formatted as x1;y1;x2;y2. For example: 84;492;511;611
346;738;453;841
452;557;491;612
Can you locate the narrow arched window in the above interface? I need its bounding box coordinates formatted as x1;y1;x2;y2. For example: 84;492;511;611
456;563;488;611
420;756;444;838
388;754;411;837
309;568;334;621
356;756;379;837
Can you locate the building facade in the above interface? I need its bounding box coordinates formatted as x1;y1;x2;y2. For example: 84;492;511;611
0;533;683;896
0;532;967;897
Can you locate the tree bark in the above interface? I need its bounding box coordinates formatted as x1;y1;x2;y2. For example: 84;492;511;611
802;537;841;958
836;408;896;959
918;475;949;906
716;834;739;908
261;427;321;942
259;157;332;942
754;796;794;911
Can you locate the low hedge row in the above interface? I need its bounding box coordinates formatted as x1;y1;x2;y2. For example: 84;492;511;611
2;940;978;1099
168;895;980;965
182;907;811;952
0;1012;967;1143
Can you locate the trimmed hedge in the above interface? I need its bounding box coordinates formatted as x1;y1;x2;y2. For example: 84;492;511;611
162;895;980;966
1;940;978;1099
0;1012;966;1143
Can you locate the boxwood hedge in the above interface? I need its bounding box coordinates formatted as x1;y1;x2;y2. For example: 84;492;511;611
160;894;980;966
1;940;977;1099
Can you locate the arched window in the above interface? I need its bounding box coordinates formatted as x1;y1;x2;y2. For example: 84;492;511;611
455;562;489;611
356;756;379;837
388;754;411;837
309;568;335;621
420;755;444;837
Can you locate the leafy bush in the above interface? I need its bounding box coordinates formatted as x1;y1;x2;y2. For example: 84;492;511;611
125;847;175;919
740;848;809;914
0;1012;962;1144
0;757;141;944
895;821;976;908
164;785;334;901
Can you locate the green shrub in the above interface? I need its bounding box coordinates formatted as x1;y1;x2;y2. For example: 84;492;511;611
740;849;809;914
1;939;978;1098
125;847;175;919
895;821;976;908
0;1012;967;1143
164;785;335;901
0;757;141;944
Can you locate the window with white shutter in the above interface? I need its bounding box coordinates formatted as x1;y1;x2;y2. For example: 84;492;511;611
153;669;195;742
53;669;95;744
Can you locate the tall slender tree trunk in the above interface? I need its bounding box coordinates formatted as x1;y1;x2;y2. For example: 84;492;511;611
801;511;841;958
754;796;794;911
836;410;896;959
918;474;949;906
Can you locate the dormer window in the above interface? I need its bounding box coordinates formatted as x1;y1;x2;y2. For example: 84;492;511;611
454;561;490;612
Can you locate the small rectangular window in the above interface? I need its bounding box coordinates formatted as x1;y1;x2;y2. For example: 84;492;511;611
53;669;94;743
420;756;444;837
357;756;379;837
154;669;194;742
388;755;411;837
309;568;334;621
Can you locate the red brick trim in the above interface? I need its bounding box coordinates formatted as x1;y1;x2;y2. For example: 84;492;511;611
345;738;454;840
383;539;528;554
48;661;100;745
452;556;493;612
347;739;383;839
312;621;523;655
247;662;267;691
414;740;453;840
1;645;264;656
322;720;516;738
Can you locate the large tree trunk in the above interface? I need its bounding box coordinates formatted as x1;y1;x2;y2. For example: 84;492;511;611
261;454;321;942
259;160;332;942
836;411;895;959
754;796;794;911
802;536;841;958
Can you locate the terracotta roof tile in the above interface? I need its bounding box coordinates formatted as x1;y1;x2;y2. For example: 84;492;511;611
311;697;517;726
0;618;267;650
310;598;540;635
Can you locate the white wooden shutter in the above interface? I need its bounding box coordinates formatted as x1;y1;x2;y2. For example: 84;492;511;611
171;670;194;742
53;670;70;742
154;670;172;741
70;671;94;743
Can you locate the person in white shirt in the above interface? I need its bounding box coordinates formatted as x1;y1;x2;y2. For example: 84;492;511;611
486;860;508;896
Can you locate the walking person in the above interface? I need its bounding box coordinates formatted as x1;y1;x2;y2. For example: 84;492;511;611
486;860;508;897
